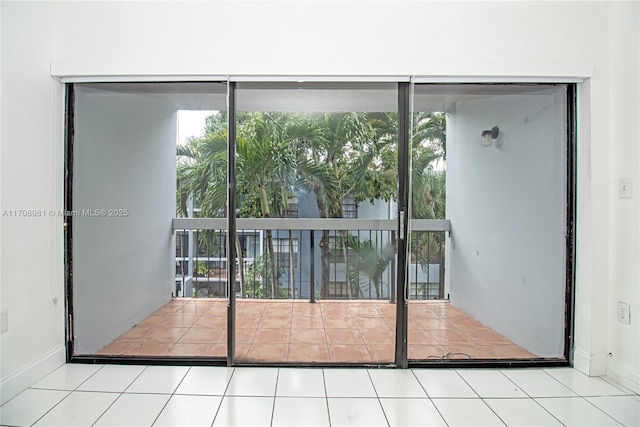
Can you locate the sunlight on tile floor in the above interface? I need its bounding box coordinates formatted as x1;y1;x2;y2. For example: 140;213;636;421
96;299;535;363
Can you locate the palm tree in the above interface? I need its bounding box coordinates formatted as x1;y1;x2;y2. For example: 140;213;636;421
340;234;396;299
297;112;396;298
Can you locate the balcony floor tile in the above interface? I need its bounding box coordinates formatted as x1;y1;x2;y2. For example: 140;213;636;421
95;299;537;364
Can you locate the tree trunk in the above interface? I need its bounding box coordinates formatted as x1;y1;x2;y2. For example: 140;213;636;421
338;230;352;299
281;195;296;299
438;241;446;299
314;187;331;298
235;234;245;298
288;229;295;298
265;230;278;297
259;185;280;298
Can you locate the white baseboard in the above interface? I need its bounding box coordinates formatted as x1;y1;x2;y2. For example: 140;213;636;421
573;347;610;376
607;358;640;394
0;345;66;405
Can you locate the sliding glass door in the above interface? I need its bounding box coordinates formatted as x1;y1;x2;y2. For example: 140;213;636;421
230;82;400;364
67;79;573;367
407;84;571;363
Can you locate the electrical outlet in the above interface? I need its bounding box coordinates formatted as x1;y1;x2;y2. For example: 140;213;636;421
619;178;632;199
617;302;630;324
0;310;7;334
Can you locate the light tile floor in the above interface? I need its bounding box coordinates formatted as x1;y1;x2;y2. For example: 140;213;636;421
2;364;638;426
97;299;535;363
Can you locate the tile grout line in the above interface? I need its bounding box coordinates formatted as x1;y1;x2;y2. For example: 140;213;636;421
209;366;236;427
149;365;192;427
269;368;280;427
90;364;149;427
579;395;628;426
365;369;391;427
321;369;332;427
23;364;107;426
410;369;450;427
496;369;566;426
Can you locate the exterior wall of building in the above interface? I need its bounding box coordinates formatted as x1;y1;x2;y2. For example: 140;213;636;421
72;86;177;354
446;89;567;357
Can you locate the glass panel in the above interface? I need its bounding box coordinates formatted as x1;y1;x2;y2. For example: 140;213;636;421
72;82;228;358
408;84;568;361
234;82;398;364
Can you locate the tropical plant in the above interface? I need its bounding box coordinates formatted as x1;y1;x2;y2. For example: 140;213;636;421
244;253;289;298
338;234;396;299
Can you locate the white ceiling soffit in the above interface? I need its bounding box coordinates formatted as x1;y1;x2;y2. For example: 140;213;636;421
236;82;398;113
412;84;565;113
74;82;228;110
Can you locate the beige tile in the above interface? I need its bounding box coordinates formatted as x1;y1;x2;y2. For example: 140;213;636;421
193;315;226;328
430;329;476;345
253;328;290;344
206;344;227;357
291;316;324;328
97;341;135;355
288;344;330;363
145;327;189;342
178;327;222;344
355;317;392;330
415;318;451;330
408;328;439;345
441;345;493;359
259;316;292;329
367;344;395;362
245;343;289;362
161;314;201;327
328;344;373;363
178;303;214;315
466;329;514;345
323;317;357;329
447;316;487;329
127;342;172;356
289;328;327;344
234;328;256;343
118;326;153;341
165;343;210;356
263;304;293;317
349;305;383;318
236;316;261;328
325;329;365;345
408;344;447;360
360;329;395;346
292;304;323;317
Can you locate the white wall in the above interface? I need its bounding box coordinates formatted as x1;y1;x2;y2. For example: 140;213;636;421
0;2;66;404
605;3;640;391
1;0;638;401
72;86;177;354
446;89;567;357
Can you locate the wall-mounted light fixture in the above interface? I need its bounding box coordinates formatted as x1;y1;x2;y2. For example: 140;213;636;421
481;126;499;147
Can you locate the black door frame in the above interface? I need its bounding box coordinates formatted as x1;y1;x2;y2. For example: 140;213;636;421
64;80;575;369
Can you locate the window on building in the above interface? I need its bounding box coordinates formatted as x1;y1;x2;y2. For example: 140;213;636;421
273;237;299;268
342;192;357;218
286;197;298;218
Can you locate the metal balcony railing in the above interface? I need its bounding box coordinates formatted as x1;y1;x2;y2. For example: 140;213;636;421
173;218;450;302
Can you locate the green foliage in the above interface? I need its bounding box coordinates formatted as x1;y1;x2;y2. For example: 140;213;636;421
176;108;447;298
337;234;396;299
244;253;289;298
194;261;212;275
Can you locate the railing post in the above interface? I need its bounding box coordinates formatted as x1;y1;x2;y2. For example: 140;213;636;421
390;231;396;303
309;230;315;303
